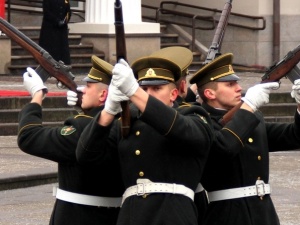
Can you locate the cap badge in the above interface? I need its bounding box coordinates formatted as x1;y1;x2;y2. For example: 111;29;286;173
229;65;234;73
145;68;157;77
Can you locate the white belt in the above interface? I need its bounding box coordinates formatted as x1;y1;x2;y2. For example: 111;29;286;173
195;183;204;193
53;187;122;208
122;179;195;205
207;180;271;202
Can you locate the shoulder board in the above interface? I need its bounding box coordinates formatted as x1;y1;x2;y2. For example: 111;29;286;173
178;102;192;108
74;114;93;119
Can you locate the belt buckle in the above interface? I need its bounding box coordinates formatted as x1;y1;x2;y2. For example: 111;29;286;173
255;180;266;197
136;182;145;196
136;178;151;197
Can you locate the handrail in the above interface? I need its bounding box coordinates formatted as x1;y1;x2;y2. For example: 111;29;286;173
160;1;266;30
155;8;216;51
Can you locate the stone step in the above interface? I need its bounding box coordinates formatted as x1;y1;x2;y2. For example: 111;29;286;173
10;53;104;65
0;96;78;136
7;63;92;76
11;34;83;46
11;43;95;56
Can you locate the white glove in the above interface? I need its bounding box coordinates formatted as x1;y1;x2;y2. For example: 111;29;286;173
104;84;129;115
67;86;85;106
291;79;300;104
242;82;279;111
57;81;67;89
23;67;48;97
112;59;139;97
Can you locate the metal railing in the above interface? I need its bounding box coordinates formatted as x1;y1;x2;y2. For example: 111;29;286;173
142;1;266;51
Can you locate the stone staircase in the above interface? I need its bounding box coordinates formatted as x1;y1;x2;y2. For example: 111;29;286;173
0;96;78;136
261;92;295;123
7;27;104;76
0;91;294;136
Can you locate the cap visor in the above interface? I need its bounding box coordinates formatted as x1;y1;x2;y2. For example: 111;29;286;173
215;74;240;82
139;80;170;86
82;76;99;83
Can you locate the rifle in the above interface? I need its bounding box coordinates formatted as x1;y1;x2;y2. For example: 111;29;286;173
220;44;300;125
114;0;130;137
204;0;233;64
0;17;83;111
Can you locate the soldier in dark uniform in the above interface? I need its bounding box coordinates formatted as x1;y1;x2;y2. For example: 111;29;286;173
39;0;71;65
76;47;214;225
150;47;209;225
18;56;124;225
189;52;300;225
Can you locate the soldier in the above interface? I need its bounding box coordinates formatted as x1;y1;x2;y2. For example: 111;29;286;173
39;0;71;65
189;52;300;225
150;47;209;225
76;47;214;225
18;56;124;225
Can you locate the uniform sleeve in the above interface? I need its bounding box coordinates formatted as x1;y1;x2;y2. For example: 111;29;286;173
18;103;80;163
266;109;300;151
139;96;214;155
212;109;260;156
76;112;120;165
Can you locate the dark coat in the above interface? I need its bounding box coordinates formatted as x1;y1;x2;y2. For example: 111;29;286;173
200;102;300;225
18;104;124;225
176;96;209;225
77;96;214;225
39;0;71;64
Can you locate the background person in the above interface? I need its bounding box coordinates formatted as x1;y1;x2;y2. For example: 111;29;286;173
39;0;71;65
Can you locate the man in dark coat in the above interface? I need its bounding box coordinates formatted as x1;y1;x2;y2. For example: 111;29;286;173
189;52;300;225
39;0;71;65
18;56;124;225
76;47;214;225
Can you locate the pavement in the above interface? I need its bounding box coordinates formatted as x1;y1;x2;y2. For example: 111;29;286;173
0;72;300;225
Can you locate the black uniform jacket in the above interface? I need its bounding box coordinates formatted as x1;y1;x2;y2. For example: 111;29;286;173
39;0;71;64
18;103;124;225
176;96;208;225
200;102;300;225
76;96;214;225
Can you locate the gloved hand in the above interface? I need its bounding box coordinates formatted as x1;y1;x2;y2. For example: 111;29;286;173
104;83;129;115
57;81;67;89
242;82;279;111
23;67;48;97
112;59;139;97
58;20;65;27
291;79;300;104
67;86;85;106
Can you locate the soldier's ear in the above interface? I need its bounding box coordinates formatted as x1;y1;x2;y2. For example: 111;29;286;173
204;88;216;100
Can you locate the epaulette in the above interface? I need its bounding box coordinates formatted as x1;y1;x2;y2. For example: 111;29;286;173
178;101;192;108
74;114;93;119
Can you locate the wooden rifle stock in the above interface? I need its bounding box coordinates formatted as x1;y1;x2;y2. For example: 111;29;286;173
114;0;130;137
220;44;300;125
0;17;84;112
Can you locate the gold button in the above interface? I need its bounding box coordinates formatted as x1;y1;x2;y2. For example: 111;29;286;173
136;131;140;136
248;138;253;143
142;194;147;198
135;150;141;155
258;155;261;160
139;171;144;177
257;177;261;180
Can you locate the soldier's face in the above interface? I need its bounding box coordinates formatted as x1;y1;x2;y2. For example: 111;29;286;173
141;84;178;106
81;83;108;109
207;81;242;110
